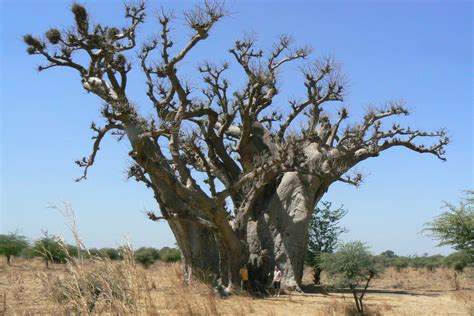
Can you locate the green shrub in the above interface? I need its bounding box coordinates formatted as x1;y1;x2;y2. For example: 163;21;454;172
426;262;439;272
380;250;397;258
373;255;391;268
320;241;382;315
0;232;29;265
392;257;409;272
84;248;122;260
101;248;122;260
134;247;160;268
159;247;181;262
444;251;471;272
32;236;69;266
67;244;80;258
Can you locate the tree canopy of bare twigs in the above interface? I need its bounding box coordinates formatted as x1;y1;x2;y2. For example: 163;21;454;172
24;1;449;290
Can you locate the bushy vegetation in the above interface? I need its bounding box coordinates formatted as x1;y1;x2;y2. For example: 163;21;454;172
4;234;465;273
158;247;181;263
373;250;472;273
443;250;471;272
134;247;161;268
88;248;123;260
320;241;382;315
424;191;473;259
31;235;70;266
0;232;181;267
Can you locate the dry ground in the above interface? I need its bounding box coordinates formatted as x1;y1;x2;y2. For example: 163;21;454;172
0;257;472;315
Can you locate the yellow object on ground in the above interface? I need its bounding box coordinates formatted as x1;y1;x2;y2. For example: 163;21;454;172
239;267;248;281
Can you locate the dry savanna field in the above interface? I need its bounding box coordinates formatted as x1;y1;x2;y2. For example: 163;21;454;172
0;256;472;316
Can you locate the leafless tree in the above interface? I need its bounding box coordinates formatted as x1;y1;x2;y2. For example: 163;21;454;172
24;1;448;291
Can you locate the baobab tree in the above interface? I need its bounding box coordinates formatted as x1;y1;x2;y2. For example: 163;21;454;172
24;1;448;291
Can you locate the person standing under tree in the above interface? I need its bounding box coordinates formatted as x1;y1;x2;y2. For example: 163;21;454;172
273;266;282;297
239;263;249;290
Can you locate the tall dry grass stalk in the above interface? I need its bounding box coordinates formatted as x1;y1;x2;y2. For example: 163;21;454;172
48;201;84;260
36;203;147;314
37;245;143;314
35;202;226;315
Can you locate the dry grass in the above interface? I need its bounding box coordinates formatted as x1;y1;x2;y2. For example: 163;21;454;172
302;266;474;292
0;258;473;315
37;248;141;314
370;267;474;292
2;205;471;314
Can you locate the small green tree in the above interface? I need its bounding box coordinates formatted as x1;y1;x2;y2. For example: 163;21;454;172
320;241;381;315
0;232;29;265
306;201;348;284
159;247;181;263
86;247;122;260
134;247;160;268
32;236;68;267
67;244;79;258
444;251;471;272
374;250;398;268
410;255;425;270
424;191;474;260
392;257;409;272
101;248;122;260
380;250;397;258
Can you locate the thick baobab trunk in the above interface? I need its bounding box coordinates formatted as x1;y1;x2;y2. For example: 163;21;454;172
170;218;247;289
147;161;245;289
157;170;324;292
169;220;220;282
159;199;245;289
147;173;222;284
246;172;322;290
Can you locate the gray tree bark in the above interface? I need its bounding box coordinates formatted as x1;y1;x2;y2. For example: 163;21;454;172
168;171;322;291
246;172;322;289
169;220;220;282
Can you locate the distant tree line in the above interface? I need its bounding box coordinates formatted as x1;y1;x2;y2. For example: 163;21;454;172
373;250;471;273
0;233;181;267
306;192;473;285
318;247;472;274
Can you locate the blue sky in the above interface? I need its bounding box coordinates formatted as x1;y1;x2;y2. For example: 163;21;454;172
1;0;472;256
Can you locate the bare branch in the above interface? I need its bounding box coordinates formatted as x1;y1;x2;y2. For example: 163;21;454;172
338;172;364;187
75;122;124;181
326;107;349;147
277;57;345;141
127;162;153;188
173;1;226;66
268;35;312;71
332;105;449;177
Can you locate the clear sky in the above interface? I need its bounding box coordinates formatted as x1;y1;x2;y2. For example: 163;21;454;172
1;0;472;256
